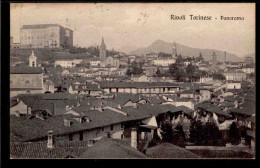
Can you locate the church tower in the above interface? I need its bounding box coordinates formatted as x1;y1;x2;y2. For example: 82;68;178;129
99;37;107;60
29;50;37;67
172;42;177;59
212;52;217;71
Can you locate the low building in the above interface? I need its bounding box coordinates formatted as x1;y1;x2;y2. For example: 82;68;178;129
10;67;44;97
224;70;246;81
131;74;150;82
153;58;176;67
55;59;83;68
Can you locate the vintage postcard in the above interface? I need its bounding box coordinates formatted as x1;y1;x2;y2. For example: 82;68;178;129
10;3;255;159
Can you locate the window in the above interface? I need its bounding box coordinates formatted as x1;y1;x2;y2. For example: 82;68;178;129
69;134;73;141
121;134;124;139
110;125;114;131
25;80;30;85
121;123;124;129
79;131;83;141
101;127;104;131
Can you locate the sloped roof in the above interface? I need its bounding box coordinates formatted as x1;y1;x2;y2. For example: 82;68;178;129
177;105;193;115
205;106;232;117
146;143;199;158
99;82;180;88
10;67;44;74
10;141;88;159
79;138;147;158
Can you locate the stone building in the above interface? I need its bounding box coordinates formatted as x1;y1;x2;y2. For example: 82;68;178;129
99;37;106;60
10;67;44;97
20;24;73;48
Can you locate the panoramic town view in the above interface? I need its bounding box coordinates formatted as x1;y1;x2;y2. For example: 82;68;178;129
10;3;255;159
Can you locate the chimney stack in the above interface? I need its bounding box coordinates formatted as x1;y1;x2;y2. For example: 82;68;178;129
131;128;137;149
47;130;54;149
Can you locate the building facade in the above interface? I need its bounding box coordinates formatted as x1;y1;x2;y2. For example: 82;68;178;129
20;24;73;48
10;67;44;97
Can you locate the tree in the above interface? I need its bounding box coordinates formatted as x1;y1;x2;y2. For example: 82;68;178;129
203;121;222;145
189;119;204;145
156;68;162;77
172;123;186;147
229;122;241;145
212;73;226;81
160;122;174;143
126;61;143;76
198;52;204;62
158;52;172;58
186;63;196;82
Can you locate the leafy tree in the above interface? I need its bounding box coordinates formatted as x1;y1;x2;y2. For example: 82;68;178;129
172;123;186;147
189;119;204;145
161;122;174;143
126;61;143;76
203;121;222;145
158;52;172;58
212;73;226;81
198;52;204;62
156;68;162;77
229;122;241;145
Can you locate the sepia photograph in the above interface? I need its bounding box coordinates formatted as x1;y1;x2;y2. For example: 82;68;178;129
9;3;255;159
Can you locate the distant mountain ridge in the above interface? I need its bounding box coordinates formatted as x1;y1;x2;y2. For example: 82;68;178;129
129;40;243;62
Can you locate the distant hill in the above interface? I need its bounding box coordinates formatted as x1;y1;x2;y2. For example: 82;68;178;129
130;40;243;62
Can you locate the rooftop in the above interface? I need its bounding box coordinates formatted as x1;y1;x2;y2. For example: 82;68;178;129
10;67;44;74
146;143;199;158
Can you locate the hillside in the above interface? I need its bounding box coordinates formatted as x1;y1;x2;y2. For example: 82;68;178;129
130;40;243;62
10;48;94;64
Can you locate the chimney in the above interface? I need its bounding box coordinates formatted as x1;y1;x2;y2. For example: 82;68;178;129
131;128;137;149
47;130;54;149
133;103;138;109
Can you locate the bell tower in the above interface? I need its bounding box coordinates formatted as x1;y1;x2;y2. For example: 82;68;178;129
29;50;37;67
172;42;177;59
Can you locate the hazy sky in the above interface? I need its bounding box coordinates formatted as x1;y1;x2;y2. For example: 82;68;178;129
11;3;255;57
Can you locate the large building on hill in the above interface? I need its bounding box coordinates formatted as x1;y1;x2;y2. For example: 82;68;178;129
99;37;107;60
20;24;73;48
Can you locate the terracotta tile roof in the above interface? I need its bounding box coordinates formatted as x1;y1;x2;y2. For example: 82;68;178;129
10;141;88;159
205;106;232;117
146;143;199;158
79;138;147;158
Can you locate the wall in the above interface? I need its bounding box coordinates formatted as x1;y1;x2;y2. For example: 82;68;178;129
67;123;123;142
226;83;241;90
10;101;31;115
11;73;43;89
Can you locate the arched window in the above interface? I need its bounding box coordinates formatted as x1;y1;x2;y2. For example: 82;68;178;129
32;61;35;67
25;80;30;86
